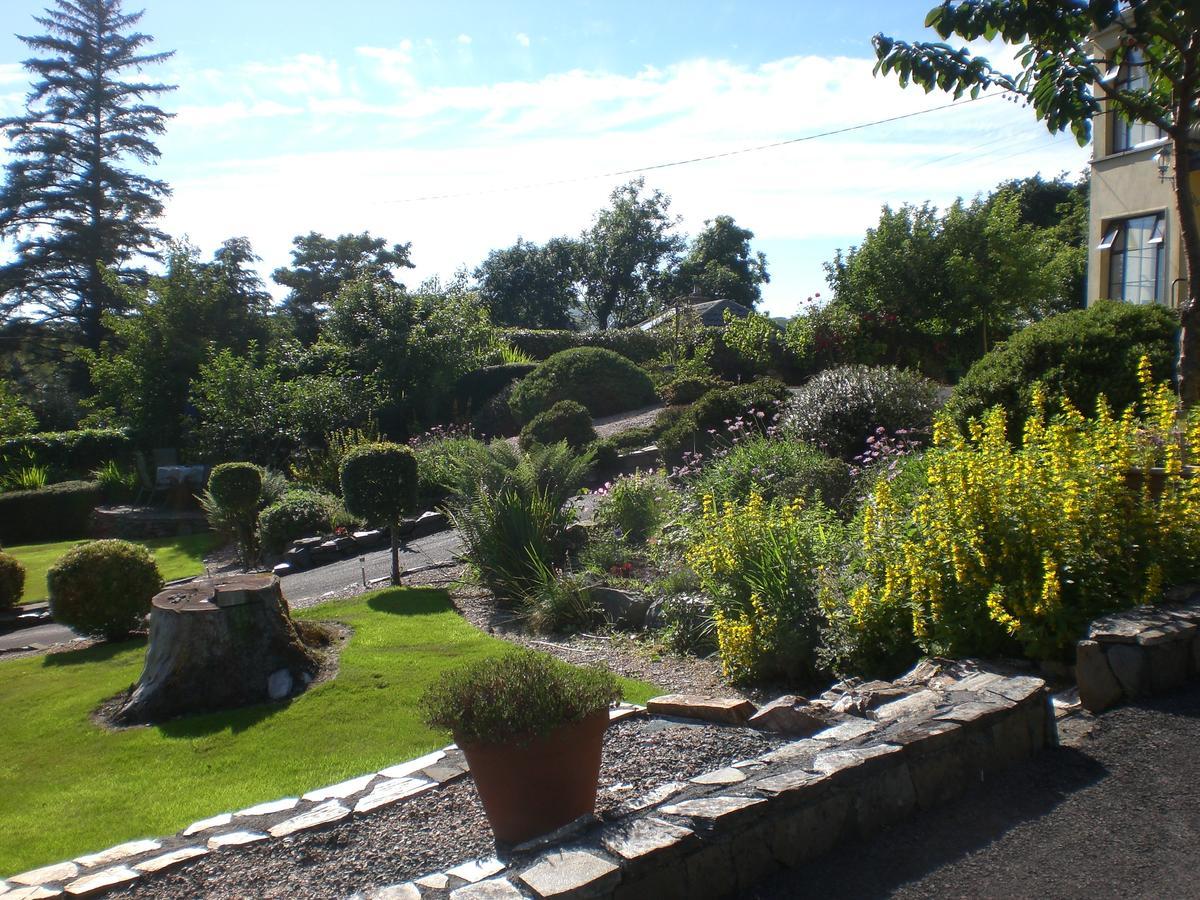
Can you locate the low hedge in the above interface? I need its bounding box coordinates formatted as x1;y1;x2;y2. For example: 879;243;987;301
0;429;132;479
0;480;102;544
258;490;335;556
503;328;669;363
519;400;597;451
658;378;791;462
509;347;658;423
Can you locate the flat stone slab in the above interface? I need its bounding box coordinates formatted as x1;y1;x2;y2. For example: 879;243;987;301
302;773;375;802
872;689;941;722
183;813;232;836
449;878;525;899
810;719;878;742
370;885;421;900
74;839;161;869
751;767;830;797
518;850;620;898
235;797;300;818
63;865;139;896
690;766;747;786
446;858;505;884
5;887;64;899
206;831;268;849
379;750;447;780
646;694;756;725
354;776;435;814
10;862;80;886
600;817;695;861
268;800;350;837
415;873;451;889
812;743;903;778
134;846;209;874
660;795;767;822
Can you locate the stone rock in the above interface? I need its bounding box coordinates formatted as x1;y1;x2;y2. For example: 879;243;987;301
410;510;449;540
63;865;139;896
74;839;161;868
1089;610;1157;644
748;695;845;735
1106;644;1149;697
1147;639;1190;692
812;743;904;780
1164;582;1200;604
810;718;878;742
518;850;620;898
563;522;593;551
646;694;755;725
759;737;832;767
421;760;469;785
600;817;696;862
205;831;267;849
10;862;80;886
353;529;385;549
282;548;311;571
370;884;422;900
872;689;940;722
1076;640;1124;712
182;813;232;836
751;767;829;798
684;840;736;899
591;586;650;628
690;766;747;786
267;669;293;701
354;776;435;814
660;795;767;824
769;790;853;868
449;879;525;900
643;598;667;630
333;535;358;554
379;749;447;779
609;704;644;723
302;773;375;802
291;536;324;550
134;847;209;874
415;873;451;889
5;887;64;900
853;760;917;836
621;781;686;814
271;563;294;578
268;800;350;837
235;797;299;817
446;858;505;884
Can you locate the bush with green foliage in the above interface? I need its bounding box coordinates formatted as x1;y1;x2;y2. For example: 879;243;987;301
455;364;537;414
503;328;668;363
258;490;335;555
519;562;598;634
946;300;1177;433
204;462;263;566
786;366;940;461
0;429;131;481
0;551;25;609
340;442;419;583
0;379;37;438
509;347;657;423
420;648;621;745
595;472;672;543
688;436;853;510
92;460;137;503
0;480;102;544
591;426;659;472
412;432;492;507
660;375;722;406
519;400;597;452
47;539;163;640
657;378;790;462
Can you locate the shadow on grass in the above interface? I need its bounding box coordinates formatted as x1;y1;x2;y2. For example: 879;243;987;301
156;699;286;739
42;635;146;667
367;588;453;616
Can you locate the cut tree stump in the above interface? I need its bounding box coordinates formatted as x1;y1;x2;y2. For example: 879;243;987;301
116;574;320;725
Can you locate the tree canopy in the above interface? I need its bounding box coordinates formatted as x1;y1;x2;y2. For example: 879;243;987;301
0;0;175;349
669;215;770;307
474;237;581;329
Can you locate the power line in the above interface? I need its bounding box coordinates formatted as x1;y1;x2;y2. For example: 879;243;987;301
385;92;1006;205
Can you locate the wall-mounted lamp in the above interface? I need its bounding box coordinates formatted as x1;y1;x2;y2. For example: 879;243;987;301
1153;144;1173;182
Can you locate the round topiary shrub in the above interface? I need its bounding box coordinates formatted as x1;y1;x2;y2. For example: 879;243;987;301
508;347;657;424
946;299;1178;433
786;366;940;461
519;400;597;451
660;375;722;406
0;550;26;610
340;442;419;584
207;462;263;514
258;490;335;556
657;378;791;462
47;539;163;640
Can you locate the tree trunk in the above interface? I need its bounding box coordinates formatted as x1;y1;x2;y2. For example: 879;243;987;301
1174;126;1200;407
390;522;402;585
116;574;318;725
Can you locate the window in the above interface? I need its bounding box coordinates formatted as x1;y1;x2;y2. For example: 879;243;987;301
1111;50;1164;152
1104;213;1166;304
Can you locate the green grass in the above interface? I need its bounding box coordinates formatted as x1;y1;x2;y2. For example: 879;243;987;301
4;533;219;604
0;588;658;875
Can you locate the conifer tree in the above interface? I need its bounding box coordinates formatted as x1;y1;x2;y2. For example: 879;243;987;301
0;0;175;349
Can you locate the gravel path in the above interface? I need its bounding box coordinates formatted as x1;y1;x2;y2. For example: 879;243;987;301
111;717;782;899
750;684;1200;900
591;403;665;439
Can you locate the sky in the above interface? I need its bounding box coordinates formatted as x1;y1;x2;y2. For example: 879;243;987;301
0;0;1092;318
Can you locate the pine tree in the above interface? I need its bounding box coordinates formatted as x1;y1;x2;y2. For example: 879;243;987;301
0;0;175;350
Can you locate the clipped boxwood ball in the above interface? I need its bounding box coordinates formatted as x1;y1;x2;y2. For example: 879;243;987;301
0;550;25;610
47;539;164;640
207;462;263;514
508;347;657;424
519;400;597;451
258;490;335;555
340;442;418;526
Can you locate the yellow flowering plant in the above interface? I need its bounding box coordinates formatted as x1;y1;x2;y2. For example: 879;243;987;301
834;358;1200;668
686;491;845;681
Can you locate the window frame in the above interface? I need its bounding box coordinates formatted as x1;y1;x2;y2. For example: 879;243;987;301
1103;213;1167;305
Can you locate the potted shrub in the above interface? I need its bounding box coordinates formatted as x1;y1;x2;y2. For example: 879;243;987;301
420;649;621;844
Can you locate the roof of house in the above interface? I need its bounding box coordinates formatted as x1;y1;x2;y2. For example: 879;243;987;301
638;294;754;330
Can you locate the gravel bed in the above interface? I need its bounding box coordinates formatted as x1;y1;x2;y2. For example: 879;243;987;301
111;717;783;899
591;403;666;439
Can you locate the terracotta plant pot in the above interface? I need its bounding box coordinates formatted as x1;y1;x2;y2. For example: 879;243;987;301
457;708;609;844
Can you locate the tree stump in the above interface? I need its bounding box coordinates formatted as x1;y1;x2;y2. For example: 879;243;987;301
116;574;319;725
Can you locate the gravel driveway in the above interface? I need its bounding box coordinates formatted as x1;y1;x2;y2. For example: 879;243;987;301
750;684;1200;899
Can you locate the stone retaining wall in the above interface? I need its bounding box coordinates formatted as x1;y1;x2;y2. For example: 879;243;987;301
1076;592;1200;713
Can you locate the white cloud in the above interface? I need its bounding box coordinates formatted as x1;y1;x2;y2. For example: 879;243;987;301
456;34;472;45
356;41;416;87
242;53;342;97
174;99;304;129
0;63;25;85
515;32;531;48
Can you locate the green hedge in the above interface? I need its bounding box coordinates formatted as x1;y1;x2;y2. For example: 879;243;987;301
0;481;102;544
503;328;669;363
0;429;132;479
509;347;658;423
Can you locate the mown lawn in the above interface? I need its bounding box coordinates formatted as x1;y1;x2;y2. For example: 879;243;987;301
5;533;219;604
0;588;658;876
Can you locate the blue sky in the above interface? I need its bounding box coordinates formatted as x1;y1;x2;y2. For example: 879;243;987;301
0;1;1091;317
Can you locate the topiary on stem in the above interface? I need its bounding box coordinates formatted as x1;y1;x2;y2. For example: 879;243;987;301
340;442;418;585
205;462;263;568
47;539;163;640
0;550;25;610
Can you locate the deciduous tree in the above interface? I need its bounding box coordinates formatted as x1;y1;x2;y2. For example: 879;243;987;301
474;237;580;328
669;215;769;307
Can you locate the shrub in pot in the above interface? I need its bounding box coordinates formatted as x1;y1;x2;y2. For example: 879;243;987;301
420;649;621;844
47;539;163;640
